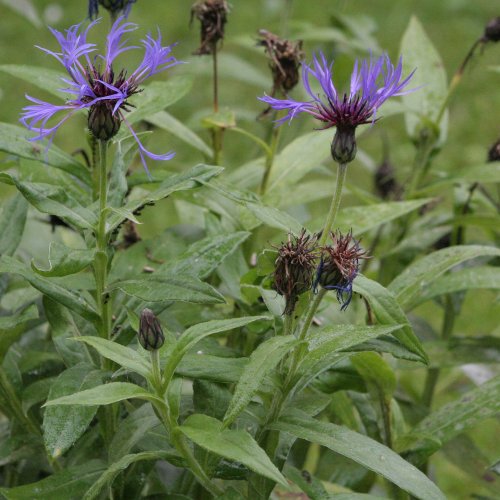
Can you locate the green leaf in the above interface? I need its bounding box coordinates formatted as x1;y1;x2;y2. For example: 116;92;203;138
106;164;222;233
351;352;396;397
0;460;105;500
179;414;288;487
0;304;39;363
44;382;159;407
267;130;330;191
31;242;95;277
0;123;90;184
76;337;150;379
283;465;330;500
423;336;500;368
0;174;95;230
245;203;303;234
117;76;193;129
110;275;225;304
400;16;448;141
401;375;500;456
163;231;251;279
353;276;428;363
388;245;500;309
0;65;64;99
270;411;445;500
334;199;433;235
0;195;28;256
177;354;247;384
0;256;100;324
202;108;236;129
147;110;212;156
163;317;269;382
409;266;500;309
223;335;299;427
43;363;104;458
82;451;179;500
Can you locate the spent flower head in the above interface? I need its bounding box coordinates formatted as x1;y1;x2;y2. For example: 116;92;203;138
139;308;165;351
20;17;183;174
315;231;368;310
259;51;415;164
89;0;137;20
190;0;230;55
273;229;319;315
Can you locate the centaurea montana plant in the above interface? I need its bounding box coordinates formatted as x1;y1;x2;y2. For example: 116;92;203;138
260;51;416;247
20;16;182;173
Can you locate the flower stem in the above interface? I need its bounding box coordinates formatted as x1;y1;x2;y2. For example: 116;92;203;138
318;163;347;246
95;140;110;341
259;121;283;195
212;46;219;114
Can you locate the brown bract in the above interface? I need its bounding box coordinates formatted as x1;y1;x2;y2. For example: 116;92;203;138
257;30;304;95
190;0;229;55
273;230;319;315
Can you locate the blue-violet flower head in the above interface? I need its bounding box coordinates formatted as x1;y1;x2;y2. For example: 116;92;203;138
20;17;183;174
259;51;416;163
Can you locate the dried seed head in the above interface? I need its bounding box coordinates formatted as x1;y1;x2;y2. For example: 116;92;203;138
191;0;230;55
315;231;368;310
273;230;319;315
257;30;304;95
139;308;165;351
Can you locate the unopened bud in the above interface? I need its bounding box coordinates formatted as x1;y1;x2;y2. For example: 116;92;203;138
89;0;136;19
331;126;357;164
88;104;121;141
139;309;165;351
484;17;500;43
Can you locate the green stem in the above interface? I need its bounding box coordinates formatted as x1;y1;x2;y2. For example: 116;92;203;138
151;387;223;497
318;163;347;246
94;140;110;341
259;122;283;195
422;295;455;408
150;349;162;390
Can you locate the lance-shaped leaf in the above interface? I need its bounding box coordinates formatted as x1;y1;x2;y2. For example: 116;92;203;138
0;256;100;324
270;411;445;500
31;242;95;277
0;304;39;363
0;122;90;184
223;335;299;427
0;194;28;256
44;382;160;407
179;414;288;487
388;245;500;309
43;363;104;458
353;275;428;363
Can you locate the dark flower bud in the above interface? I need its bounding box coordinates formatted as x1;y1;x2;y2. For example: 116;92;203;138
273;230;319;315
257;30;304;96
374;159;403;200
331;126;357;164
191;0;229;55
89;0;136;20
315;231;367;310
488;138;500;162
484;17;500;43
139;309;165;351
88;103;121;141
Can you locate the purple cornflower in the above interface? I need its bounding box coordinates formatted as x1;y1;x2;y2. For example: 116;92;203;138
259;52;415;164
21;17;182;173
89;0;136;20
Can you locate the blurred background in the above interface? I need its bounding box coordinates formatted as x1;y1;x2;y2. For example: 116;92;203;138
1;2;499;498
